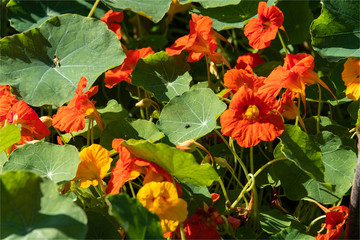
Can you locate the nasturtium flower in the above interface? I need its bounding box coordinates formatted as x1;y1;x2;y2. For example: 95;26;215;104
316;206;349;240
100;10;124;40
224;68;265;94
106;138;180;195
244;1;284;49
5;100;51;140
104;47;155;88
166;13;229;67
52;77;104;133
342;57;360;100
73;144;112;189
235;53;264;73
137;181;188;234
0;85;18;127
278;90;298;120
220;86;284;148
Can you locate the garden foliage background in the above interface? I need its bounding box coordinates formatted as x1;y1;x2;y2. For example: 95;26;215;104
0;0;359;239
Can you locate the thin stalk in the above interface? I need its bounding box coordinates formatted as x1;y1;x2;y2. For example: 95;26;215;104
128;181;136;198
86;120;91;146
137;87;145;119
316;83;322;134
295;94;301;126
306;215;326;233
87;0;100;18
277;31;288;55
205;56;211;89
250;147;259;227
179;222;186;240
218;178;230;203
90;119;94;145
101;81;110;101
55;128;66;145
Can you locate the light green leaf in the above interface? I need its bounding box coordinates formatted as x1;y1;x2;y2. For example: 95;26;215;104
157;88;227;145
122;139;219;186
132;52;192;102
100;0;172;23
180;0;241;8
260;208;305;234
192;0;261;31
3;142;80;184
278;125;324;182
310;0;360;61
7;0;107;32
0;14;125;107
0;124;21;153
107;193;163;240
1;171;87;239
270;228;315;240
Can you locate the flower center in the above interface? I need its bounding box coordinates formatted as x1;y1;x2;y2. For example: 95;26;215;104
244;105;260;120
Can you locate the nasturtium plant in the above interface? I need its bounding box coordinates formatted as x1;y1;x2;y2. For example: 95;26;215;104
1;0;359;239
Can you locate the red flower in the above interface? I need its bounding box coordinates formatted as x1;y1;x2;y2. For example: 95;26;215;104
244;2;284;49
278;90;298;120
106;138;181;195
166;14;229;67
100;10;124;40
316;206;349;240
235;53;264;73
0;85;18;126
180;206;224;239
104;47;155;88
220;86;284;148
5;100;50;140
224;68;265;94
52;77;104;133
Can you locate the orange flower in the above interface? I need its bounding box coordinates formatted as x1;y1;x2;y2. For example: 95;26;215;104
137;181;188;234
342;57;360;100
5;100;51;140
220;86;284;148
0;85;18;126
316;206;349;240
73;144;113;188
244;1;284;49
224;68;265;94
100;10;124;40
104;47;155;88
166;13;229;67
52;77;104;133
235;53;264;74
278;90;298;120
106;138;181;195
260;53;335;111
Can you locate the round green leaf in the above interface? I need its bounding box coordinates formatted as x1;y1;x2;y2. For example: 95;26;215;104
122;139;220;186
192;0;261;31
107;193;163;240
7;0;107;32
278;125;324;182
157;88;227;145
132;52;192;102
0;124;21;153
101;0;172;23
3;142;80;184
1;171;87;239
180;0;241;8
0;14;125;107
260;208;305;234
270;228;315;240
310;0;360;61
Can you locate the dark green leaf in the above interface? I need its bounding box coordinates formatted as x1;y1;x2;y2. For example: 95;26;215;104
85;210;122;239
3;142;80;184
0;14;125;107
180;182;213;216
260;208;305;234
270;227;315;240
107;193;163;240
310;0;360;61
132;52;192;102
1;171;87;239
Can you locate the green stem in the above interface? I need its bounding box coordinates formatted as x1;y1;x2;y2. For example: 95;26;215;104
218;178;230;204
137;87;145;119
306;215;326;233
295;94;301;126
55;128;66;145
316;83;322;134
205;56;211;89
277;31;288;55
179;222;186;240
90;118;94;145
87;0;100;18
87;120;91;146
250;147;259;227
128;181;136;198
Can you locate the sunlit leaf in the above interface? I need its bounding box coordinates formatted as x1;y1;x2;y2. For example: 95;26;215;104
107;193;163;240
100;0;172;23
7;0;107;32
0;124;21;153
3;142;80;184
132;52;192;102
0;14;125;107
122;139;219;186
1;171;87;239
157;88;227;145
310;0;360;61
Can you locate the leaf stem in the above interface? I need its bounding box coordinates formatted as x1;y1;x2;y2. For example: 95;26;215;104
277;31;288;55
205;56;211;89
179;222;186;240
128;181;136;198
88;0;100;18
316;83;322;134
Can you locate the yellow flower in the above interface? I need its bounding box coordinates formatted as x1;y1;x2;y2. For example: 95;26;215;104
137;181;188;233
342;57;360;100
74;144;112;188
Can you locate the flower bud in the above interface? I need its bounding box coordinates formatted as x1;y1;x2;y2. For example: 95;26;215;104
210;61;219;79
215;157;227;167
135;98;152;108
176;139;197;152
40;116;53;128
